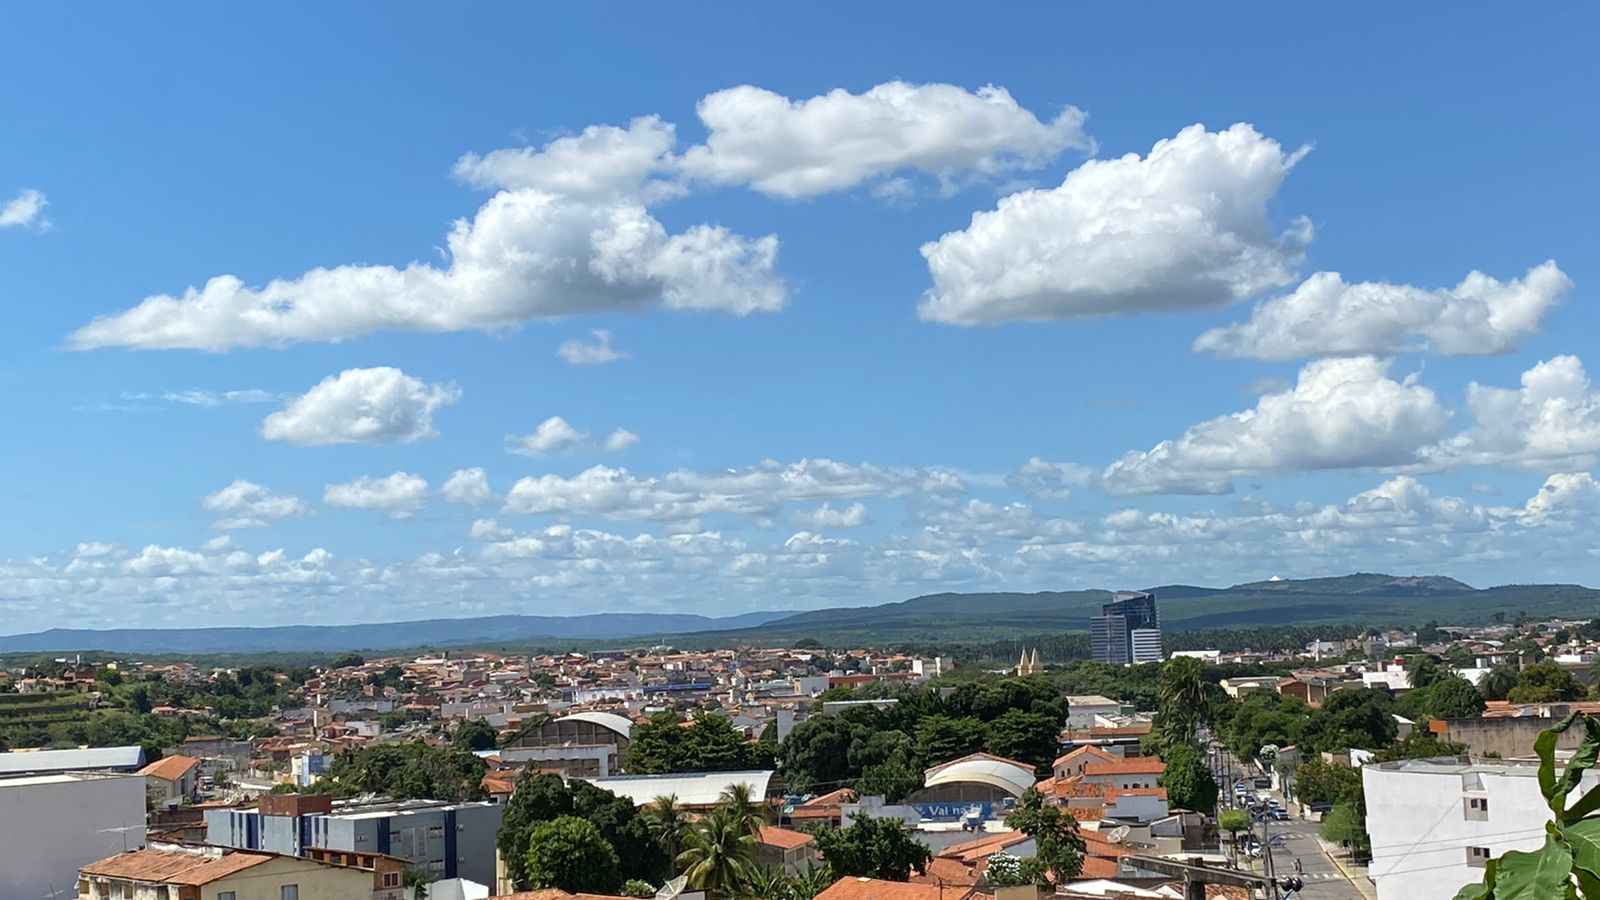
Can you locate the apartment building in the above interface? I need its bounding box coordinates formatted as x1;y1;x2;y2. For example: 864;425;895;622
1364;758;1600;900
204;794;503;888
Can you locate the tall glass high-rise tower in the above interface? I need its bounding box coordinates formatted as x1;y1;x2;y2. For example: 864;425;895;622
1089;590;1162;664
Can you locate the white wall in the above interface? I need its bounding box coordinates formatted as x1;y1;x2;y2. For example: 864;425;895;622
1365;763;1598;900
0;773;147;900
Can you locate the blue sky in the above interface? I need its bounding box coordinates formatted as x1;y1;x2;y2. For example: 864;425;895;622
2;4;1597;632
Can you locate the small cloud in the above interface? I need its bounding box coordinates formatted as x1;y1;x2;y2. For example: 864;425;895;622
507;416;640;455
557;329;629;366
0;188;49;230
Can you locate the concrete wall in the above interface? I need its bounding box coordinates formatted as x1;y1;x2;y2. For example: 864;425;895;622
2;773;146;900
1437;716;1586;758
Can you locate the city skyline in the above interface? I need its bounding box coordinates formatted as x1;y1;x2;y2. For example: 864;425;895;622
2;5;1598;632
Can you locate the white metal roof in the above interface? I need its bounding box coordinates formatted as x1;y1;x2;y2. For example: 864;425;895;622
923;754;1035;797
0;745;145;775
557;710;634;739
583;770;774;807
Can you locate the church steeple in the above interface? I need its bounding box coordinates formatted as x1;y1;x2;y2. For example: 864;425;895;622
1017;647;1040;676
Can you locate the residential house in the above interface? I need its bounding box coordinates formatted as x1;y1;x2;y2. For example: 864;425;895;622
140;755;201;807
77;845;374;900
755;826;819;873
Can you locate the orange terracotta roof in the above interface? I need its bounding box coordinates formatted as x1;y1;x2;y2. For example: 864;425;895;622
816;877;977;900
137;755;200;782
80;849;271;885
909;857;979;886
757;826;815;850
1081;831;1134;857
1082;758;1166;776
1078;855;1121;878
1053;745;1118;768
800;788;857;807
937;830;1031;864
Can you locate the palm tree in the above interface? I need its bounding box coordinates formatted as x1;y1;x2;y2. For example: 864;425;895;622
740;865;793;900
677;805;757;899
1156;656;1209;750
1481;662;1519;701
643;794;692;874
719;782;767;837
789;863;834;900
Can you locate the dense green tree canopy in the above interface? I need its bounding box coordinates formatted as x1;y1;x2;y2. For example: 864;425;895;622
1158;743;1218;814
1298;688;1397;753
323;742;488;802
984;709;1061;773
496;773;666;891
451;718;498;752
1004;789;1085;885
626;711;770;774
813;814;931;882
1507;660;1583;704
915;714;988;765
525;816;622;894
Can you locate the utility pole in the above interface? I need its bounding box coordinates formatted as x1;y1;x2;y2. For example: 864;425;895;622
1262;809;1280;900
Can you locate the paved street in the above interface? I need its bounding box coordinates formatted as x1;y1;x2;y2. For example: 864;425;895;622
1213;747;1374;900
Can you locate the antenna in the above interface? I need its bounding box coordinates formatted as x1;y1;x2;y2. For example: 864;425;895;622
97;822;148;851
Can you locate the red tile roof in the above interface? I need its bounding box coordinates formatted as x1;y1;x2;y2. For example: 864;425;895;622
816;878;977;900
757;826;815;850
138;755;200;782
80;849;271;885
1082;758;1166;776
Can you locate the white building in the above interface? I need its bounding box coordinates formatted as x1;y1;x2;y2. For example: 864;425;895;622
1364;759;1600;900
0;772;148;900
1065;695;1122;729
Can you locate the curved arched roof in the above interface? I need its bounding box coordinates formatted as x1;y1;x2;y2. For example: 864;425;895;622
557;710;634;739
923;753;1036;797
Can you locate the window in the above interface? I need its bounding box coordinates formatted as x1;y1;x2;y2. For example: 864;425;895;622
1465;796;1489;821
382;874;400;888
281;885;299;900
219;893;236;900
428;825;444;838
1467;847;1492;868
427;860;445;874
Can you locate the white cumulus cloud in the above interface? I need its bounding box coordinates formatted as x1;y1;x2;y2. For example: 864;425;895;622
557;329;628;366
1429;355;1600;472
323;472;430;519
201;479;311;530
1100;357;1448;495
261;367;459;446
507;416;640;456
918;123;1312;325
1006;457;1094;500
680;81;1090;199
441;468;494;506
69;123;783;350
1195;261;1572;360
794;502;871;529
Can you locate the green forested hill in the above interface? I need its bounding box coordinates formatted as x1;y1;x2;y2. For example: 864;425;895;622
700;574;1599;644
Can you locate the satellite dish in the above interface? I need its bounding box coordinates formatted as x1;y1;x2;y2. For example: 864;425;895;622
655;876;688;900
1106;825;1132;844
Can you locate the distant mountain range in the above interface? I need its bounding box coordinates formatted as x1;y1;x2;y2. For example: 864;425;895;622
0;610;797;655
2;573;1594;655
